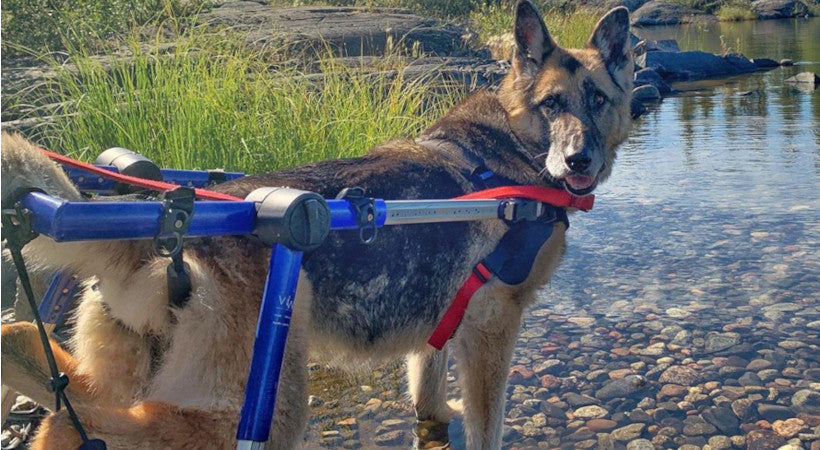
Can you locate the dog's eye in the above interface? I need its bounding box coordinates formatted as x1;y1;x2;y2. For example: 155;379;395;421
541;95;561;111
593;91;607;108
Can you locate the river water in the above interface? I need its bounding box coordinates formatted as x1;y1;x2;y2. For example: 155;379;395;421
304;18;820;450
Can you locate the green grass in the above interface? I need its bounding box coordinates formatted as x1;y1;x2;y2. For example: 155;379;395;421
715;4;757;21
30;30;462;173
469;4;603;51
0;0;208;60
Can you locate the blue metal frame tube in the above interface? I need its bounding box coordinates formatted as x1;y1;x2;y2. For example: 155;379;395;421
19;192;257;241
236;244;303;443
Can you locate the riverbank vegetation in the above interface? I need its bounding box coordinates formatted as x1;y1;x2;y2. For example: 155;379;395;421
3;0;609;171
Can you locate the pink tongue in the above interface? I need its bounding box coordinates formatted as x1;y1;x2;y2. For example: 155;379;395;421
566;175;594;190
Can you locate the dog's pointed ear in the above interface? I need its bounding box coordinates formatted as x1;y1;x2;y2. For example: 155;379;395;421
587;7;631;75
513;0;556;81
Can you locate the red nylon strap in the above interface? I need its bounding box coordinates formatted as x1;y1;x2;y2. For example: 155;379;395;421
40;149;242;202
429;187;592;350
456;185;594;211
428;263;492;350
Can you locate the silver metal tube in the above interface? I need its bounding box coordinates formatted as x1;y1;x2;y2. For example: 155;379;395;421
383;200;500;225
236;440;265;450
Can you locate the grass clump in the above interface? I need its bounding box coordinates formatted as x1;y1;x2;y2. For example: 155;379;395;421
470;3;601;53
32;30;462;173
0;0;208;60
716;4;757;21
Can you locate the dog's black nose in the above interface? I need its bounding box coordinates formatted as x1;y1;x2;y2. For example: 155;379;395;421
565;154;591;172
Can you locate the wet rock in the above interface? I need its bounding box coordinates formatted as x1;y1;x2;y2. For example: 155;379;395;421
587;418;618;432
708;435;733;450
658;384;687;399
746;429;787;450
705;332;741;353
532;359;563;376
509;365;535;383
747;359;774;371
659;366;699;385
739;372;763;387
627;409;652;423
752;58;780;68
637;51;741;82
785;72;820;87
573;405;610;419
596;375;648;401
682;416;717;436
308;395;325;407
751;0;810;19
565;393;599;407
632;85;661;102
758;404;795;421
610;423;645;441
373;429;406;446
702;405;741;434
723;53;757;73
792;390;820;413
771;418;806;438
626;438;654;450
541;401;568;420
631;2;718;26
633;38;681;57
631;97;648;119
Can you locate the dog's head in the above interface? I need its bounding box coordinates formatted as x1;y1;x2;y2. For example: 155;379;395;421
498;1;633;196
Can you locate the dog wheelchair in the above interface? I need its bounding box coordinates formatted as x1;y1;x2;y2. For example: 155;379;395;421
2;146;592;449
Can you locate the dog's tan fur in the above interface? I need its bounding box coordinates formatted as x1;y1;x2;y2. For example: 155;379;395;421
1;2;632;448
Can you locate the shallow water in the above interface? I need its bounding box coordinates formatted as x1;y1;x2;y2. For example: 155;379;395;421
304;19;820;450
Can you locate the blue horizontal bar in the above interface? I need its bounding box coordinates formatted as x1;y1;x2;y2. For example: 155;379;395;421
20;192;257;242
18;194;383;243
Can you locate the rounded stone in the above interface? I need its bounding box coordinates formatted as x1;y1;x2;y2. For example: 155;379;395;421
587;418;618;432
772;418;806;438
573;405;610;419
626;438;654;450
659;365;700;385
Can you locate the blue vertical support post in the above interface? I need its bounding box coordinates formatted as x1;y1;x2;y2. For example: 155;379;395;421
237;244;304;448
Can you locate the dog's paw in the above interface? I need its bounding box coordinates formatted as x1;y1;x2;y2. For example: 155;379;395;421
1;132;82;206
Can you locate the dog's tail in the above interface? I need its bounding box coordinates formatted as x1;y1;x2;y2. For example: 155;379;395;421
2;132;155;289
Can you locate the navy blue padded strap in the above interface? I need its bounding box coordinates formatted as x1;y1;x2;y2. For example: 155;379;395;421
481;206;568;285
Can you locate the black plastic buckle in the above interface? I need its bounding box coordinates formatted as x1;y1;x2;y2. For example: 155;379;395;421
153;187;195;258
498;199;544;223
336;187;377;244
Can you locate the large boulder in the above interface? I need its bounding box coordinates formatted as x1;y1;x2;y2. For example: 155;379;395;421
633;38;681;57
637;50;753;81
634;68;671;94
751;0;810;19
631;2;719;26
200;2;468;57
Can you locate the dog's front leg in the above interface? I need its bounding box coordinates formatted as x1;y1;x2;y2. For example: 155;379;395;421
452;284;524;450
407;347;455;446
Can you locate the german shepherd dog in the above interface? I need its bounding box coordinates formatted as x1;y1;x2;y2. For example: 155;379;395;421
1;2;632;448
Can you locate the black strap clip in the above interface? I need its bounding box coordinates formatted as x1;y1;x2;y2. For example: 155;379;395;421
1;187;44;248
336;187;377;244
153;187;195;257
154;187;195;309
498;199;544;224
